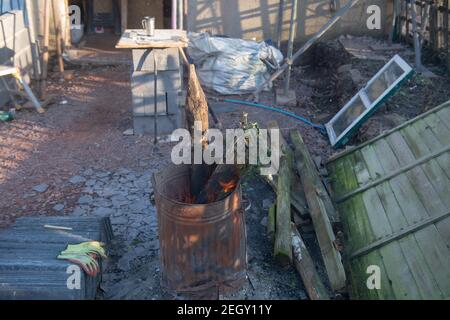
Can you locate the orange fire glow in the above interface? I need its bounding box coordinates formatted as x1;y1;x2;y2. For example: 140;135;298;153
219;179;238;193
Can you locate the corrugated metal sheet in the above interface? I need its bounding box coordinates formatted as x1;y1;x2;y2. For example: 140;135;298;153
0;216;113;300
327;100;450;299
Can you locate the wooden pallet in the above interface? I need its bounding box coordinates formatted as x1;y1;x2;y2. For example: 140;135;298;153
0;216;113;300
327;100;450;299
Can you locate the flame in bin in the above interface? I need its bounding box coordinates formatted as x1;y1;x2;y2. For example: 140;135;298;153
205;178;238;204
182;193;196;204
180;173;239;204
219;179;238;193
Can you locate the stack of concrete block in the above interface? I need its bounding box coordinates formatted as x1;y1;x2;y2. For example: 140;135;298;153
131;48;183;135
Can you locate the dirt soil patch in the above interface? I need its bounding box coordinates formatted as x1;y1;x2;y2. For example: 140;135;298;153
0;64;170;227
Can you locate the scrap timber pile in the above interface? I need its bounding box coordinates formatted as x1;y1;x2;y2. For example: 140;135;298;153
262;121;347;300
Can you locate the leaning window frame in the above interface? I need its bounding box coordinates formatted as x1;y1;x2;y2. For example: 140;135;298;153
325;54;413;148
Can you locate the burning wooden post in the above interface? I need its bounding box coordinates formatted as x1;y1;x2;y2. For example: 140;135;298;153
184;64;244;204
195;165;240;204
185;64;212;199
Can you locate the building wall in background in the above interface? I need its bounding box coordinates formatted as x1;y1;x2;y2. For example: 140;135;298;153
127;0;164;29
30;0;71;49
186;0;390;42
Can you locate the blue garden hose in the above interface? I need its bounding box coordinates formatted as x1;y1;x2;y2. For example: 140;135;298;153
223;99;327;135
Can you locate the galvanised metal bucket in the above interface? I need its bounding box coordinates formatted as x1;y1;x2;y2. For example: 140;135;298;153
152;164;247;299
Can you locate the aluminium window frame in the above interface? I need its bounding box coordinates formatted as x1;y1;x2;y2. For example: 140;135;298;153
326;54;413;148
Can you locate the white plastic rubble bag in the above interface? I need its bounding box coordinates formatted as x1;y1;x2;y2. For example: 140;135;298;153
187;32;283;95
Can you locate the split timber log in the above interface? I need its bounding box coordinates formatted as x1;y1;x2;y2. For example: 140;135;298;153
266;121;309;217
291;223;330;300
267;203;276;241
290;129;346;291
185;64;211;197
274;150;293;265
185;64;209;137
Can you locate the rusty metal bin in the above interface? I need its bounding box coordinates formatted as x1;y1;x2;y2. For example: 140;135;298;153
151;164;247;299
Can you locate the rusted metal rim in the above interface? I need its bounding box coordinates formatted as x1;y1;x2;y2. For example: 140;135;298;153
151;165;242;223
158;195;242;224
152;170;240;207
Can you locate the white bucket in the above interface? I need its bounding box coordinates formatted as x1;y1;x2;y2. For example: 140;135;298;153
71;24;84;44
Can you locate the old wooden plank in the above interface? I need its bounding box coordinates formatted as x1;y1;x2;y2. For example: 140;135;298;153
436;105;450;125
335;143;450;203
369;137;448;298
274;152;293;265
423;111;450;143
369;140;427;224
264;173;309;217
327;159;361;297
360;144;436;299
352;152;392;238
291;130;346;291
372;139;427;221
386;131;447;216
422;113;450;179
291;224;330;300
328;103;450;299
354;150;426;299
334;157;364;298
266;121;309;217
411;116;450;176
350;211;450;259
360;144;409;232
391;126;450;296
289;130;338;223
327;160;351;239
329;156;378;298
339;155;380;299
404;118;447;154
403;121;450;199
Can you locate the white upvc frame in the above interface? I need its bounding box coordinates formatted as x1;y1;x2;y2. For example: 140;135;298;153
326;55;413;147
